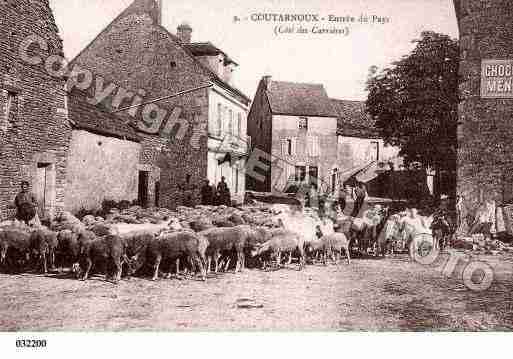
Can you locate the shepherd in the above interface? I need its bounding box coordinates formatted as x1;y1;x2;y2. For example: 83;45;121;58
14;181;38;225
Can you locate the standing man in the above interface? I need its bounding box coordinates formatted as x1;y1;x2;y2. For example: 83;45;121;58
351;182;367;217
338;185;348;214
200;179;214;206
217;176;231;207
14;181;37;225
179;174;197;207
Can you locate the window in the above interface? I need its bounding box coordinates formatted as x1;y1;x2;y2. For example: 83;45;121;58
2;91;18;129
170;61;177;68
331;169;338;194
228;109;233;135
307;136;320;157
282;138;295;156
295;166;306;182
371;141;380;161
298;117;308;130
235;167;239;193
237;113;242;137
308;166;318;187
216;103;222;136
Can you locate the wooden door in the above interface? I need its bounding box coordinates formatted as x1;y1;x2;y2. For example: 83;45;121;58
138;171;149;208
35;163;50;217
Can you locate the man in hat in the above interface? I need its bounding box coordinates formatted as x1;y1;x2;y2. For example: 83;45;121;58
14;181;38;224
351;182;367;217
217;176;231;206
431;194;452;249
200;179;214;206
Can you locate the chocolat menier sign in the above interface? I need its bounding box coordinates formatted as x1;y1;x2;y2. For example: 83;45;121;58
481;59;513;98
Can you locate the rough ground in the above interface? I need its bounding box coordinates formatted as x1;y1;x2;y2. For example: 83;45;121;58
1;252;513;331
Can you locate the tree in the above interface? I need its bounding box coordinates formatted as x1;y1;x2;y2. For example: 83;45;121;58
366;31;459;201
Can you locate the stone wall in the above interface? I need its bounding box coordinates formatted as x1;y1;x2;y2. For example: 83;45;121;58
454;0;513;211
0;0;71;220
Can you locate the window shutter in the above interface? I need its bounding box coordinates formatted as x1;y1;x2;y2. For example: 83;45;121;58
281;139;287;155
217;104;222;136
237;113;242;137
315;136;320;157
307;136;313;156
292;137;297;156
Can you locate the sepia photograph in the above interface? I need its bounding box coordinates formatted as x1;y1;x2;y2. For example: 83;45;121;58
1;0;513;347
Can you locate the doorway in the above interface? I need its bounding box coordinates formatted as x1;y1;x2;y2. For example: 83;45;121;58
138;171;149;208
154;181;160;208
35;163;52;218
332;169;338;194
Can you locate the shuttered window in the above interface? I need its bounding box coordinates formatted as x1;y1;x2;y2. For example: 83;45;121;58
228;109;234;135
307;136;320;157
237;113;242;137
216;103;222;136
281;138;297;156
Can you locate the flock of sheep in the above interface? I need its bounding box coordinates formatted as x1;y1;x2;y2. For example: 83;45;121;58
0;203;434;283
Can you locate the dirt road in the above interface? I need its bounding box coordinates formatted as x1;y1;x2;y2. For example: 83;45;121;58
1;252;513;331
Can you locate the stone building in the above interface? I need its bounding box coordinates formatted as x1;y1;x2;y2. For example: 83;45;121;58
332;99;401;195
247;77;339;193
0;0;70;220
71;0;251;208
454;0;513;211
0;0;146;220
247;76;400;196
65;89;142;213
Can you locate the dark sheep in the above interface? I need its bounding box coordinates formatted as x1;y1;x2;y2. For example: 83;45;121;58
29;228;58;273
78;234;126;283
200;225;254;273
146;231;208;281
56;229;80;271
212;218;236;228
119;230;155;277
188;219;214;232
0;229;31;272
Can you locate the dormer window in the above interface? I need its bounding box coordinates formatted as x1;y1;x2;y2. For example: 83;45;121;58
298;117;308;130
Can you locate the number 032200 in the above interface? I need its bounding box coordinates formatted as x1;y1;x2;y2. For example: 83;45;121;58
15;339;47;348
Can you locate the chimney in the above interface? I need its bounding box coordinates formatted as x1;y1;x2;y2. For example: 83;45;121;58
263;75;272;89
177;23;193;44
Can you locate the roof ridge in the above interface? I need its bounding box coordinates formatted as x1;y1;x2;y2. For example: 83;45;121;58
271;80;326;87
69;0;159;65
331;98;365;103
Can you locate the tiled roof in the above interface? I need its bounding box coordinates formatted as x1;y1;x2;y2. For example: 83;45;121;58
337;123;379;138
184;42;238;66
331;99;377;138
266;81;336;117
68;90;140;142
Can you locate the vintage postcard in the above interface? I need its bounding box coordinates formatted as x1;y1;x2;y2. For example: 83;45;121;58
1;0;512;349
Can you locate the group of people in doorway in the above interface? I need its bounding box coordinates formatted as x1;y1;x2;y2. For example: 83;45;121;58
200;177;232;207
